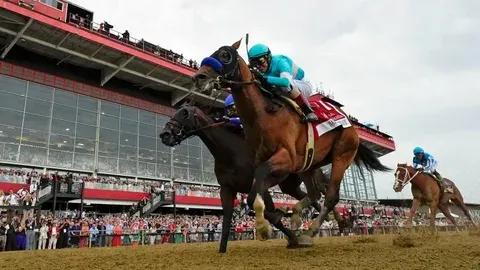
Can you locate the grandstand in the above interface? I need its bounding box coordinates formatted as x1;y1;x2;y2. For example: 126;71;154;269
0;0;396;214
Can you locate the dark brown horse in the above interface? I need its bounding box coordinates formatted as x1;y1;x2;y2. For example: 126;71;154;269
160;104;332;251
192;40;390;239
393;163;475;228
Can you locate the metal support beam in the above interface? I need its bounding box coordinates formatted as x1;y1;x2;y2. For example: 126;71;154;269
56;32;71;48
1;18;33;59
56;55;71;66
0;25;221;105
146;65;159;76
101;55;135;86
90;45;104;58
171;91;191;106
169;74;182;85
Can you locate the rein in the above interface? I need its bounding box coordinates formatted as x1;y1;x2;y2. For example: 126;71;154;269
185;121;226;136
396;167;421;189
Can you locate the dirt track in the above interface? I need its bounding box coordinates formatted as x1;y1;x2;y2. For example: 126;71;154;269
1;231;479;270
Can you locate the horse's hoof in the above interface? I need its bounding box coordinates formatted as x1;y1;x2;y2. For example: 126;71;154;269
297;234;314;247
256;220;271;241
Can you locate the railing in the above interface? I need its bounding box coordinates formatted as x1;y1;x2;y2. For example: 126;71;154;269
7;224;475;251
66;14;199;70
37;184;52;199
83;182;148;193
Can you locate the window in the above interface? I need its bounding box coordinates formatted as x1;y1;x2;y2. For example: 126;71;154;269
40;0;63;10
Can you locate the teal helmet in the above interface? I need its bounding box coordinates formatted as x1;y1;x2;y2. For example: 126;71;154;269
413;147;424;155
248;43;271;60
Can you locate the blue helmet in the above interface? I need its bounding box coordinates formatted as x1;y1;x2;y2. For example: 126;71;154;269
413;147;424;155
248;43;271;60
224;94;235;107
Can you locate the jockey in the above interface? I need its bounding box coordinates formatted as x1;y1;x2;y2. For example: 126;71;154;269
223;94;242;129
413;147;445;188
248;43;319;122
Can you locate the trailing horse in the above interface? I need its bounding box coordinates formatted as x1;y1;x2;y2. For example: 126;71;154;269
192;40;390;239
393;163;475;228
160;105;330;252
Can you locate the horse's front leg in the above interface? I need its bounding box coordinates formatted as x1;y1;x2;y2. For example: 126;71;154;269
428;202;438;231
407;198;421;228
247;148;292;241
219;187;235;253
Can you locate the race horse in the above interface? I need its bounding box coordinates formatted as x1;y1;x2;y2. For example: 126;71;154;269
192;40;390;239
160;104;334;252
393;163;475;228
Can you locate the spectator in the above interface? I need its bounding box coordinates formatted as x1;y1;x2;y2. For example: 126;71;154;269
79;221;89;248
48;221;58;249
105;221;113;247
0;220;7;251
15;224;26;250
112;222;122;247
97;221;106;247
103;21;113;33
5;220;16;251
38;222;48;250
25;217;36;250
122;30;130;43
57;220;70;249
89;223;99;247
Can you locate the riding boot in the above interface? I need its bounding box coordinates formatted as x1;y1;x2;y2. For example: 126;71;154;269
293;95;318;122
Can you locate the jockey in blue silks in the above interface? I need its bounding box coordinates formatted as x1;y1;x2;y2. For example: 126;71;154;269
413;146;445;189
248;43;318;122
223;94;242;129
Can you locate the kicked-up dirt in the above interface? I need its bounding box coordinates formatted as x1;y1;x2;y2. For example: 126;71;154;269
0;231;479;270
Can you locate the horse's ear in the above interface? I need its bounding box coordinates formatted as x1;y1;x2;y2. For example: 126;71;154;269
231;39;242;50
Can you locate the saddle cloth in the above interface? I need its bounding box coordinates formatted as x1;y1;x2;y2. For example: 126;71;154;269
308;94;352;138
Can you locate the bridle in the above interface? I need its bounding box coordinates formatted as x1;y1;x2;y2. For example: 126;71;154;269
394;166;420;190
164;108;226;144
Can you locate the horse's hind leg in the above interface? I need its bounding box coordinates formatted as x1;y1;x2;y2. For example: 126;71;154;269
452;195;476;227
437;203;457;228
308;150;357;236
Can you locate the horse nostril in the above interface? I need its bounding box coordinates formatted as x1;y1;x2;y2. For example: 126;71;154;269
195;74;208;81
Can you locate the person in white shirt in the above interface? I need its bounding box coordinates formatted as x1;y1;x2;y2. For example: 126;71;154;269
6;190;18;206
38;223;48;249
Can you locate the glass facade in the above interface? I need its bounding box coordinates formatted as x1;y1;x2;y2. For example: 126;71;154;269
340;166;377;201
0;74;379;198
0;74;216;183
322;164;377;201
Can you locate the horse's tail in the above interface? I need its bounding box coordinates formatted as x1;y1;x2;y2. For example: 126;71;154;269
354;143;391;172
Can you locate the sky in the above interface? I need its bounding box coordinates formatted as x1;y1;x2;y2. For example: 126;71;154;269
74;0;480;203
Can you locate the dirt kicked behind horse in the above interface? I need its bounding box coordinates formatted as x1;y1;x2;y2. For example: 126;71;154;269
393;163;475;229
192;40;390;240
160;105;341;252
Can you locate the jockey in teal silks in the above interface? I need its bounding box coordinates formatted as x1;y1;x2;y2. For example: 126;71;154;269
248;43;318;122
413;146;446;191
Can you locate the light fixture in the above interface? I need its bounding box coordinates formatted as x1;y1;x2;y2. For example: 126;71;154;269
65;128;70;131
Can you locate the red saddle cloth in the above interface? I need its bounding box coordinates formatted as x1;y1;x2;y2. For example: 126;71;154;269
308;94;347;122
307;94;351;138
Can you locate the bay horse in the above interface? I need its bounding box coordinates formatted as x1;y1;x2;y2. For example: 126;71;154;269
160;104;330;252
393;163;475;228
192;40;390;239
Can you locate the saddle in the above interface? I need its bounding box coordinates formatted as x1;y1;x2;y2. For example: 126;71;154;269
425;173;454;193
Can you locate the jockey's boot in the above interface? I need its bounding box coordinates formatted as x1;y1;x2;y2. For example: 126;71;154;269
293;95;319;122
